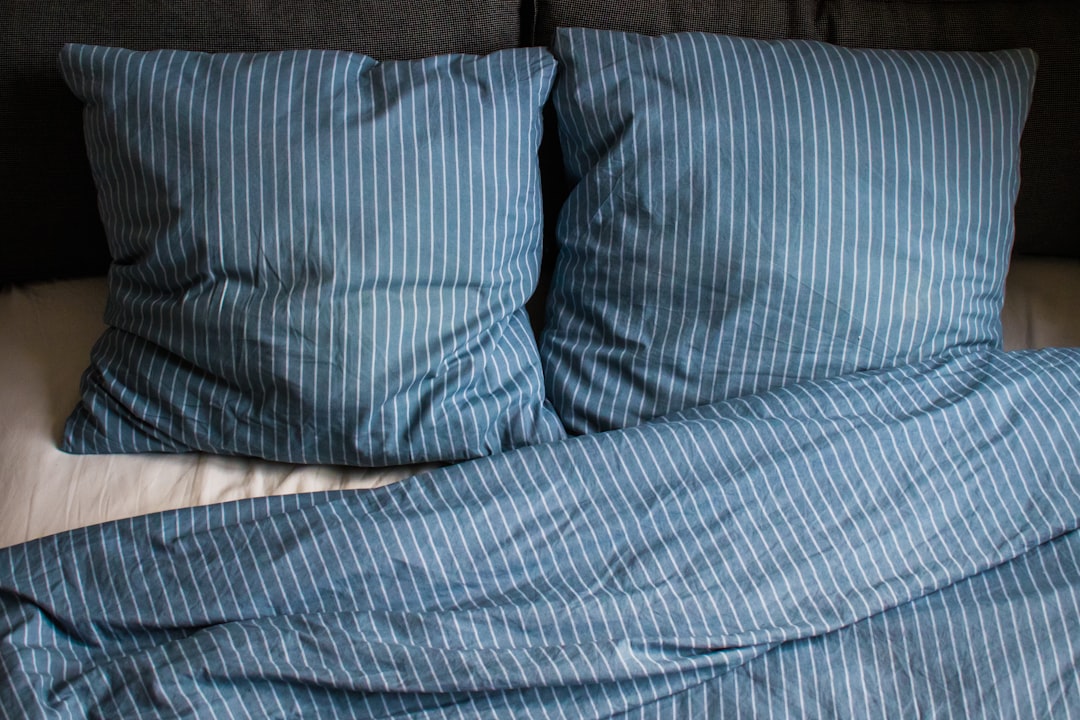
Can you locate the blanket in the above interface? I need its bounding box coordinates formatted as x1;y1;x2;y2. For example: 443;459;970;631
2;348;1079;718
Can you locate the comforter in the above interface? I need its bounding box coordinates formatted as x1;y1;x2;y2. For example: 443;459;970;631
2;348;1078;718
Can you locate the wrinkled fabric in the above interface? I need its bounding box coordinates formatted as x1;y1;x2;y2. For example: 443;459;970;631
2;348;1079;718
58;44;564;466
543;28;1035;433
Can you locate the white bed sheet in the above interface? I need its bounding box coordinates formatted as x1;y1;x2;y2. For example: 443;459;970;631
1001;256;1080;350
2;257;1078;548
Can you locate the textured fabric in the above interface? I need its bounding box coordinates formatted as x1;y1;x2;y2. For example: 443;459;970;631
533;0;827;42
0;278;434;550
2;348;1079;717
3;263;1077;548
1;0;525;286
58;44;565;466
532;0;1080;259
829;0;1080;259
541;27;1035;433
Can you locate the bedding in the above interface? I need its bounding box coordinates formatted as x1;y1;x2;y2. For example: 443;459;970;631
58;44;565;466
0;0;527;287
3;262;1076;550
541;28;1036;433
1002;257;1080;351
2;346;1079;716
0;278;433;550
531;0;1080;259
3;1;1080;717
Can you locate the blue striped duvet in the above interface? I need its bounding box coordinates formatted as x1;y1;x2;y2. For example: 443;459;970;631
2;348;1079;717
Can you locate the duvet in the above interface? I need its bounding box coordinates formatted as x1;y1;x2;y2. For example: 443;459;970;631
2;348;1078;718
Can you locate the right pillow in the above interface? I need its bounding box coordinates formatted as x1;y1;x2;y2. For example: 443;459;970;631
541;27;1037;434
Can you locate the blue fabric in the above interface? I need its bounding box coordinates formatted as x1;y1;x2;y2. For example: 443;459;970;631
58;44;565;466
3;348;1079;717
541;28;1037;433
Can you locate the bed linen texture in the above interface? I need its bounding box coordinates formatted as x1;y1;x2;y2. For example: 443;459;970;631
542;28;1036;434
0;278;434;550
1;261;1077;550
58;44;564;466
2;346;1079;717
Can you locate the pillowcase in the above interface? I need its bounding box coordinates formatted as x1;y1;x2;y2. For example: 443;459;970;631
541;27;1036;434
3;0;527;287
59;43;566;466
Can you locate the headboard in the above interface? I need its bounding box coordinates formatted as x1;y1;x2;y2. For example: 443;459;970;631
3;0;1077;288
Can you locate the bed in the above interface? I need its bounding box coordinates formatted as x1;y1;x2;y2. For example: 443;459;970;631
2;1;1079;717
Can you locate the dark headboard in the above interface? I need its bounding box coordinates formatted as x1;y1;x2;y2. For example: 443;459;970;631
3;0;1077;287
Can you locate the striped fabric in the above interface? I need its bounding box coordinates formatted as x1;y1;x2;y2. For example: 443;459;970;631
58;44;566;466
2;348;1079;717
541;28;1037;433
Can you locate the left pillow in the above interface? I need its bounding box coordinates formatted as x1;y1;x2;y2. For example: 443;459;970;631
58;44;566;466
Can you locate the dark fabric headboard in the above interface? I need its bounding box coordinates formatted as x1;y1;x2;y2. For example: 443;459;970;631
2;0;1077;287
532;0;1080;259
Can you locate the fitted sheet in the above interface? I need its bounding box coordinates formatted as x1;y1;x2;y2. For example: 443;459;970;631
1002;256;1080;350
1;256;1078;548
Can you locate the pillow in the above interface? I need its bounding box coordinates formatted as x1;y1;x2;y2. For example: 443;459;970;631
531;1;1080;260
541;27;1036;434
59;43;566;466
3;0;527;287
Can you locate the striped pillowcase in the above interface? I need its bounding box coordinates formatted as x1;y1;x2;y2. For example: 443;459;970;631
59;44;566;466
542;28;1037;434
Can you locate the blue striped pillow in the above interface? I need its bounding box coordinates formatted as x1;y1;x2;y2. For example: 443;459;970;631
542;28;1037;434
59;44;566;465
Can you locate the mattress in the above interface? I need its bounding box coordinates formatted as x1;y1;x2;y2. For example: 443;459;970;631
2;256;1078;548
